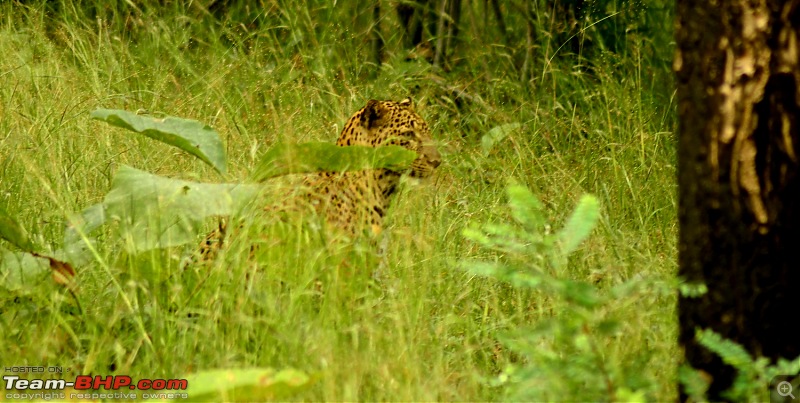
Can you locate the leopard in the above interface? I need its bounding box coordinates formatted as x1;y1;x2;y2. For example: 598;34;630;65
194;97;441;263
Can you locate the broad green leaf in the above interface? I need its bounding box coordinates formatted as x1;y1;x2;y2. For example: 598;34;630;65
0;248;49;291
481;123;521;155
102;165;260;252
556;194;600;256
61;203;105;266
182;368;311;402
65;203;107;245
0;248;76;290
0;210;75;288
0;206;37;253
506;181;546;232
90;109;227;175
251;142;417;182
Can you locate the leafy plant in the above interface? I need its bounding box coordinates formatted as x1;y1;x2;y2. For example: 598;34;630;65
91;109;228;175
2;108;418;266
0;206;77;293
678;328;800;402
461;182;658;401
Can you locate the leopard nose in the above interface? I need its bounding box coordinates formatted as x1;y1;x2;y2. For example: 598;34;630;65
423;145;442;168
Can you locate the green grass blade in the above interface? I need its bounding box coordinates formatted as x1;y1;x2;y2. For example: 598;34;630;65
251;142;417;182
557;194;600;256
182;368;312;402
90;109;227;175
0;206;37;253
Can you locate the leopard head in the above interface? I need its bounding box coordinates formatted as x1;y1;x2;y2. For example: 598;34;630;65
337;97;441;178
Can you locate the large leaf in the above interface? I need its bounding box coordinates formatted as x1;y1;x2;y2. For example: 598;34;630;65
99;165;260;252
556;194;600;256
90;109;227;175
61;203;106;267
0;247;76;291
0;208;73;290
0;248;49;291
0;206;37;253
481;123;521;155
251;142;417;182
182;368;312;402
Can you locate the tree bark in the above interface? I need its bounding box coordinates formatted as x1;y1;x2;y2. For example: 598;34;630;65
676;0;800;400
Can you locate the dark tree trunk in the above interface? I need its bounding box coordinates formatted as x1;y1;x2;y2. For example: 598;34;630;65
489;0;509;45
676;0;800;401
397;0;427;48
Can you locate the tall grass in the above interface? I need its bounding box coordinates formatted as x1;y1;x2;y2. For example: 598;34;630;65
1;0;677;400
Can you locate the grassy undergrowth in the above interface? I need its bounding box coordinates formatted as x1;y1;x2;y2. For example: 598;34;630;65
1;1;677;400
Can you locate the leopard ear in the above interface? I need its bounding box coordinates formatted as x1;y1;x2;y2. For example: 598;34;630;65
363;99;389;129
398;97;414;109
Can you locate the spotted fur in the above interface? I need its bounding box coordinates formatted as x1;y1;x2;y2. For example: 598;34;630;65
195;97;440;263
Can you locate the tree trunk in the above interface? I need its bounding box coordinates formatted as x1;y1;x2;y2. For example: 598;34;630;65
676;0;800;400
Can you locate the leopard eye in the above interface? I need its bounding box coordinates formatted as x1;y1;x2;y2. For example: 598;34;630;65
400;129;419;139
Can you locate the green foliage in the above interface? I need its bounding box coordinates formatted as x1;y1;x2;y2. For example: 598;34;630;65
0;206;37;253
461;183;662;400
0;0;678;401
91;109;228;175
182;368;312;402
0;249;49;291
1;198;77;294
15;109;418;260
481;123;521;156
677;364;711;402
558;194;601;258
251;142;417;181
678;281;709;298
90;165;261;252
679;328;800;401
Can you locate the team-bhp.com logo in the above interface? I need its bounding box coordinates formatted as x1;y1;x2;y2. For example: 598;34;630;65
4;373;189;401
